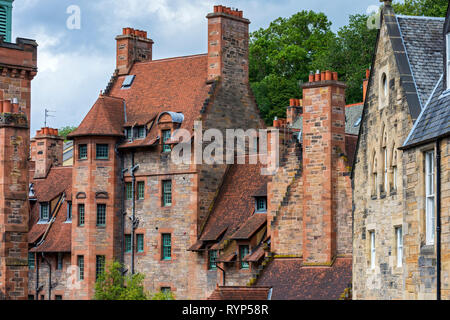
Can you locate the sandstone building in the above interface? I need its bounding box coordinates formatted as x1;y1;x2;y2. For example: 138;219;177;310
352;1;450;300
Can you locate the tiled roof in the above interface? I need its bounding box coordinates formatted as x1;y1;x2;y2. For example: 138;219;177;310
68;95;125;138
403;76;450;148
108;54;212;148
28;166;72;253
244;246;265;262
200;163;269;242
230;213;266;240
255;257;352;300
208;286;271;300
397;15;444;107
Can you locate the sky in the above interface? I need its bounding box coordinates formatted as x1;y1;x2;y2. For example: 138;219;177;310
11;0;384;136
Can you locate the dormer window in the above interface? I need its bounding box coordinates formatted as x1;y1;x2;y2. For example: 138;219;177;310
137;126;146;139
162;130;172;153
39;203;50;222
126;128;132;140
447;33;450;90
255;197;267;213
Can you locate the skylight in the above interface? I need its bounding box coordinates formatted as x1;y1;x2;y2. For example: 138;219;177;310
121;75;135;89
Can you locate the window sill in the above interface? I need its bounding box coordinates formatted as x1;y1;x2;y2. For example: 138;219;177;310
37;220;49;225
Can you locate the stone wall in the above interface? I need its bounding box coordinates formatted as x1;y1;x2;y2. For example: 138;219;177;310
352;17;413;299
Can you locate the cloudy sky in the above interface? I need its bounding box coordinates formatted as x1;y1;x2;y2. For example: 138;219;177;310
12;0;383;135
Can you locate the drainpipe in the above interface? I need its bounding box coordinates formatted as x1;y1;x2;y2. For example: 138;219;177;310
436;139;441;301
130;152;139;275
121;164;127;269
35;254;41;300
41;253;52;300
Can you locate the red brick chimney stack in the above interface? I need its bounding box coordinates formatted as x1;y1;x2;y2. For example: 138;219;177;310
206;5;250;83
116;27;154;76
287;98;302;126
31;127;64;179
301;70;346;264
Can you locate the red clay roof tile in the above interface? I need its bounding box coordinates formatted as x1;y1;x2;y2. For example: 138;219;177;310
208;286;271;300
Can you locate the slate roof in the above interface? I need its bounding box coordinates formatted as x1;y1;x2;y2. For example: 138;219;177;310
402;76;450;148
345;103;363;135
397;15;445;107
208;286;272;300
199;162;269;242
255;257;352;300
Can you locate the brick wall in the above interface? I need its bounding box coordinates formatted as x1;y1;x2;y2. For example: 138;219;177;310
32;128;64;179
116;28;153;76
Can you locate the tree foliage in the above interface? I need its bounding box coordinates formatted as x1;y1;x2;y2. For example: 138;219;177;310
249;10;334;124
94;261;148;300
393;0;448;17
58;126;77;141
249;12;377;124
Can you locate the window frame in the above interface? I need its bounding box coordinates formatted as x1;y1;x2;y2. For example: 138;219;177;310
125;234;132;253
67;201;72;222
396;226;403;268
162;129;172;153
162;233;172;260
77;255;84;281
28;252;35;270
95;144;109;160
96;204;106;227
57;253;63;270
162;180;172;207
78;204;85;227
239;245;250;269
137;181;145;200
125;182;132;200
209;250;218;270
425;150;435;246
95;255;106;280
370;231;376;269
78;144;88;160
136;234;144;253
255;197;267;213
39;202;50;222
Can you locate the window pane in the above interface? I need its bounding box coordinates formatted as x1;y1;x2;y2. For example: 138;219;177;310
137;234;144;252
40;203;49;221
137;181;145;199
162;130;171;152
97;204;106;226
125;182;132;200
79;145;87;159
96;144;109;159
396;227;403;267
162;234;171;260
28;253;35;269
163;180;172;206
57;253;63;270
426;197;435;245
209;250;217;270
77;256;84;280
78;204;85;226
125;234;132;253
67;202;72;221
240;245;249;269
96;255;105;280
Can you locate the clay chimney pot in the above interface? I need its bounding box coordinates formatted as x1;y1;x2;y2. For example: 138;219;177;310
325;70;332;81
3;100;12;113
332;72;338;81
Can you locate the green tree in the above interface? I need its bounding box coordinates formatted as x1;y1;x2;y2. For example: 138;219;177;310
58;126;77;141
151;291;175;300
249;10;334;124
94;261;148;300
313;14;378;104
393;0;448;17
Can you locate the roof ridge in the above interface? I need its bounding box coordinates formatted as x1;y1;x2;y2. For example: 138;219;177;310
396;14;445;21
134;53;207;66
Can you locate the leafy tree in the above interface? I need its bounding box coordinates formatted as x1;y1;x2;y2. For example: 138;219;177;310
249;10;334;124
58;126;77;141
151;291;175;300
94;261;148;300
313;14;378;105
393;0;448;17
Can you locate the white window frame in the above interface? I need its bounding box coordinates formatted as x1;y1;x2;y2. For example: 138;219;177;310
370;231;376;269
396;227;403;267
425;151;435;245
39;202;50;222
447;33;450;90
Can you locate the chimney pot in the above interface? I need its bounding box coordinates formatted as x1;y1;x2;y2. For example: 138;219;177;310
0;101;3;113
314;72;320;82
366;68;370;79
325;70;332;81
332;72;338;81
290;99;295;107
3;100;12;113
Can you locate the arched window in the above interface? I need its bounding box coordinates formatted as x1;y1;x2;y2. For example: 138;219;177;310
381;127;388;193
382;73;388;98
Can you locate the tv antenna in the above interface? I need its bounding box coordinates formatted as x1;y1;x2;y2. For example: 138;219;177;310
44;108;56;127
